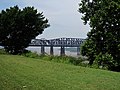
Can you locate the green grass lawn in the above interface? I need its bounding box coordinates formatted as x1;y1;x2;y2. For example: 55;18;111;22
0;55;120;90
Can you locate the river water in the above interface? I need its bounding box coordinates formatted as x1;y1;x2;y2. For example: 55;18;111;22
27;47;78;57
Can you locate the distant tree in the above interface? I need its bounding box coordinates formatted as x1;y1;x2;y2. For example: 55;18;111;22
79;0;120;71
0;6;49;54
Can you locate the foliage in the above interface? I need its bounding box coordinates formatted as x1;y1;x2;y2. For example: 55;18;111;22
0;48;8;54
0;55;120;90
22;50;86;66
81;39;96;65
79;0;120;71
94;53;114;70
22;51;40;58
0;6;49;54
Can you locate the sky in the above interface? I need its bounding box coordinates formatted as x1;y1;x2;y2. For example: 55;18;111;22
0;0;90;39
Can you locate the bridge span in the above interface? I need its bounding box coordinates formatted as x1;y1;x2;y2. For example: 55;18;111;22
29;38;85;56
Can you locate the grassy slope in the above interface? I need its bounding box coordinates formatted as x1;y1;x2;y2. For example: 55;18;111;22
0;55;120;90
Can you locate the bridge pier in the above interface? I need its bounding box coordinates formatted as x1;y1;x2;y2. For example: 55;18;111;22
60;46;65;56
77;47;80;55
50;46;54;55
41;46;45;55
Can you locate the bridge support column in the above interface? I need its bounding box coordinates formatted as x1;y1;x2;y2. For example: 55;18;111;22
60;46;65;56
50;46;54;55
77;47;80;56
41;46;45;55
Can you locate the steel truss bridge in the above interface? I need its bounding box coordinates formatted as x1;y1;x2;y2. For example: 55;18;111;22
29;38;85;56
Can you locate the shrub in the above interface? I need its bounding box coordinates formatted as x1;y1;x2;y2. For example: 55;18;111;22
22;51;40;58
94;53;114;70
0;48;9;55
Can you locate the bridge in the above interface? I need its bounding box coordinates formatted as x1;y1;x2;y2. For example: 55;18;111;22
29;38;85;56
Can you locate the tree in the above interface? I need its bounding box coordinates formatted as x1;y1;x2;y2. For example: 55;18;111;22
79;0;120;71
0;6;50;54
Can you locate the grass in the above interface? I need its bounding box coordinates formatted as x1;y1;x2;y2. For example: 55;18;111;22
0;54;120;90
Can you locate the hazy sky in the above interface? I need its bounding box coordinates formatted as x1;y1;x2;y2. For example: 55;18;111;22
0;0;90;39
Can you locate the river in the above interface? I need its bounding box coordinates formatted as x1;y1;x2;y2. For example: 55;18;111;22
27;47;78;57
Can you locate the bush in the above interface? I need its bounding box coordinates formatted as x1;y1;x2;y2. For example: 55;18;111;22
49;56;73;64
94;53;114;70
0;49;9;55
22;51;40;58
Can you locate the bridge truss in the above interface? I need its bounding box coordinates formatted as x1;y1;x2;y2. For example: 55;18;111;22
29;38;85;47
29;38;85;56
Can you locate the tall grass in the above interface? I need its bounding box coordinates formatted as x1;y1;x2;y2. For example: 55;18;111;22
22;50;87;66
